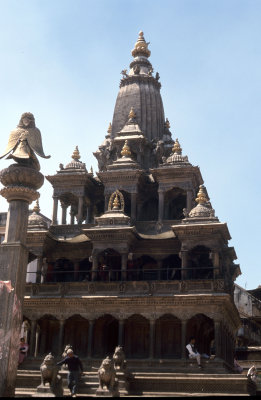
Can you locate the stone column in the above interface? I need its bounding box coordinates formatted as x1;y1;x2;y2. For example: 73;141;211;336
77;196;84;224
52;196;58;225
58;319;65;355
87;319;94;358
70;206;75;225
158;190;164;221
34;324;40;358
157;260;162;280
0;162;44;397
61;202;67;225
74;262;80;281
91;254;98;281
180;250;188;280
121;253;128;281
131;192;137;220
35;257;42;284
186;190;193;212
214;320;222;359
29;319;37;357
149;319;156;359
104;194;110;212
181;319;188;359
118;319;124;346
212;251;220;278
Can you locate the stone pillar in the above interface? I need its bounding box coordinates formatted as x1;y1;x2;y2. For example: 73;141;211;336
74;262;80;281
36;257;43;284
158;190;164;221
212;251;220;278
186;190;193;212
149;319;156;359
29;319;37;357
34;323;40;358
52;196;58;225
131;192;137;220
87;319;94;358
77;196;84;224
214;320;222;359
180;250;188;280
157;260;162;280
121;253;128;281
61;202;67;225
58;319;65;355
91;254;98;281
181;319;188;359
118;319;124;346
0;162;44;397
70;206;75;225
104;194;110;212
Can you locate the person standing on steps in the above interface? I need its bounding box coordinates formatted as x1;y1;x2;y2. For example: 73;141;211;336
57;348;83;397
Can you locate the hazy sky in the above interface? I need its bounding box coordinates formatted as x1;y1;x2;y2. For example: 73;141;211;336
0;0;260;290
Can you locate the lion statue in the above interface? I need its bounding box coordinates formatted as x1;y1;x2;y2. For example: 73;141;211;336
39;353;63;396
97;356;118;392
113;345;126;370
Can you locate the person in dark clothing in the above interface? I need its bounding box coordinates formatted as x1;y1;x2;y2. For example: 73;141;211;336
57;349;83;397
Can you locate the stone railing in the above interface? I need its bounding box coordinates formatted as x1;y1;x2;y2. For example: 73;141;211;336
25;279;227;298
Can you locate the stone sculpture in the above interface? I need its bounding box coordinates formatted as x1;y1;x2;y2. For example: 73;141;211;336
113;345;126;370
96;356;119;396
0;112;50;170
34;353;63;397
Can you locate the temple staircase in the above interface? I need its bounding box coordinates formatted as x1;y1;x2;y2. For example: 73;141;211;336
15;358;257;397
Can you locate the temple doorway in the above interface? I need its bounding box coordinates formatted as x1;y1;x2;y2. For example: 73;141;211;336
92;315;118;358
38;315;60;356
63;315;89;357
155;314;182;358
124;314;149;358
186;314;214;355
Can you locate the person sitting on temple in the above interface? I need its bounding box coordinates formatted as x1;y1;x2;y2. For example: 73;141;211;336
57;349;83;397
234;355;243;374
186;336;210;369
18;337;29;366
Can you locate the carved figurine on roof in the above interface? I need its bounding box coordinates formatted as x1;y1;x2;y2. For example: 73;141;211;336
0;112;50;171
93;123;116;171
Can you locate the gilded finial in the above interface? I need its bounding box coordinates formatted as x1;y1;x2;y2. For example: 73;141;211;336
195;185;208;204
90;166;93;175
112;193;120;210
107;123;112;134
129;107;136;119
121;140;131;157
72;146;80;161
172;138;182;155
132;31;151;58
165;118;170;129
33;199;40;213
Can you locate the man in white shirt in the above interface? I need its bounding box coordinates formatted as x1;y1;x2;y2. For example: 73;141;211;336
186;337;202;369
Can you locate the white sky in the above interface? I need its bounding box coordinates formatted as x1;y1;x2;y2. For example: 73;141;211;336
0;0;260;289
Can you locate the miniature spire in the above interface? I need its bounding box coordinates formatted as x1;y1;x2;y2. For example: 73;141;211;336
112;193;120;210
107;122;112;134
129;107;136;120
121;140;131;158
33;199;40;213
72;146;80;161
165;118;170;129
90;166;93;175
132;31;151;58
195;185;208;204
172;138;182;155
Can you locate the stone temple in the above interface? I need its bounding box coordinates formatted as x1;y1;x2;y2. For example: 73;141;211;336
2;31;260;396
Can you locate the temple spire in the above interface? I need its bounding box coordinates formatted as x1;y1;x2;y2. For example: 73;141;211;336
72;146;80;161
195;185;208;204
121;140;131;158
172;138;182;155
33;199;40;213
132;30;151;58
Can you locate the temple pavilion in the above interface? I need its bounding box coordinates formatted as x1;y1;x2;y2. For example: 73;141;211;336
20;31;241;370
